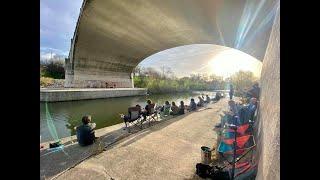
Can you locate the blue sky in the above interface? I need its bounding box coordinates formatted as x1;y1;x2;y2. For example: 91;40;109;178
40;0;82;60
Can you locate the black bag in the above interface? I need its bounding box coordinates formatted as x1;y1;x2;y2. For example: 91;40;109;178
196;163;213;178
196;163;230;180
49;141;62;148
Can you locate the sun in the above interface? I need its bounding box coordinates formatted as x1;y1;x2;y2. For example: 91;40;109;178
208;49;262;78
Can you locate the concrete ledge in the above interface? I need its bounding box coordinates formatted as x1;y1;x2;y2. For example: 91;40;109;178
40;88;147;102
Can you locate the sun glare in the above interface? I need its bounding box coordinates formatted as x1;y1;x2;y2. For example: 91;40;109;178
208;49;262;78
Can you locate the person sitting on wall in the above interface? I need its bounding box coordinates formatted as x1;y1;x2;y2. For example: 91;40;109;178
170;102;179;115
160;101;171;116
197;96;205;107
187;98;197;112
141;99;156;120
178;101;185;115
76;115;97;146
205;95;211;103
213;92;222;101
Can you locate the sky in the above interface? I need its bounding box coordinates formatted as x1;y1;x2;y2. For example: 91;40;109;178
40;0;262;78
40;0;83;61
139;44;262;78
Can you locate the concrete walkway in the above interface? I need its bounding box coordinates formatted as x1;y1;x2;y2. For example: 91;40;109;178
52;99;227;180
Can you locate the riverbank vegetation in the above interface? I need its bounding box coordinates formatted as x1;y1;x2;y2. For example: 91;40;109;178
40;59;65;88
39;59;259;93
40;59;65;79
133;66;258;94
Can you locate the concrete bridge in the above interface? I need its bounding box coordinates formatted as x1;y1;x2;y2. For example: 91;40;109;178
65;0;277;88
61;0;280;179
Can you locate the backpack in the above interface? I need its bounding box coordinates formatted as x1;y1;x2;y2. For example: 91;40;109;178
196;163;213;178
196;163;230;179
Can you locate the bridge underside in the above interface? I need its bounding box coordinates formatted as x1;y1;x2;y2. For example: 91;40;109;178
66;0;277;88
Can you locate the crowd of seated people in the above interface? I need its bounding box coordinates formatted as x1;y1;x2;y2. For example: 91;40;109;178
69;93;222;148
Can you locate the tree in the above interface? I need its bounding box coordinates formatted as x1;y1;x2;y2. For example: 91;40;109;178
229;71;258;94
41;60;65;79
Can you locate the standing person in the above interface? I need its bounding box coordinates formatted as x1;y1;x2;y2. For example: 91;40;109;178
76;115;97;146
229;84;234;100
170;102;179;115
178;101;185;115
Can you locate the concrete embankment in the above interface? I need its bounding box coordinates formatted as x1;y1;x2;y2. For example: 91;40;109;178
40;88;147;102
40;98;228;180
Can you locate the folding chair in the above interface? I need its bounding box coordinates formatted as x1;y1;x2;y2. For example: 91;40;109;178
218;125;256;180
224;124;251;137
146;104;159;126
121;107;143;132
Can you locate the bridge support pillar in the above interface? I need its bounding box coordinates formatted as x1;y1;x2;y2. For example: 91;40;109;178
256;6;280;180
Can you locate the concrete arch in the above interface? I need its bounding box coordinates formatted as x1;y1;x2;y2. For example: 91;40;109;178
65;0;277;88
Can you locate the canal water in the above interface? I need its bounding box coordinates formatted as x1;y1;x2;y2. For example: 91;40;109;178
40;91;220;143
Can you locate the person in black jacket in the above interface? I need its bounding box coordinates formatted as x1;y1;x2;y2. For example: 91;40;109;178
76;115;96;146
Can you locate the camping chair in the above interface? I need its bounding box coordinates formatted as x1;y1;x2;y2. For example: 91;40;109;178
223;161;257;179
218;124;256;180
224;124;251;137
146;103;159;126
121;107;143;132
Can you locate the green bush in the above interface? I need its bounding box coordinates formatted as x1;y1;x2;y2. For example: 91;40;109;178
41;60;65;79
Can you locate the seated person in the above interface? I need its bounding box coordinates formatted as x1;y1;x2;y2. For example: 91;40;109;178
178;101;185;115
76;115;97;146
121;104;142;122
161;101;171;116
205;95;211;103
213;92;222;101
170;102;179;115
228;100;240;116
237;98;258;125
197;96;205;107
187;98;197;111
142;99;155;120
246;83;260;100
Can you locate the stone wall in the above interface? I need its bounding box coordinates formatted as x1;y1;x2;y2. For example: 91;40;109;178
40;88;147;102
65;69;134;88
256;5;280;180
